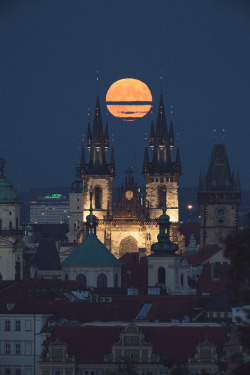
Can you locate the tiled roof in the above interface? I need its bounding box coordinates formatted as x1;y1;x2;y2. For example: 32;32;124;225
196;263;231;295
62;233;122;266
188;245;223;266
48;325;229;364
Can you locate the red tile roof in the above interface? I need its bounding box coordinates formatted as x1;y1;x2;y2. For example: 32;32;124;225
188;245;223;266
196;263;231;295
48;325;229;364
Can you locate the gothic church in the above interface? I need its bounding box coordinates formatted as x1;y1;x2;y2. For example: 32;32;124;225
67;91;185;258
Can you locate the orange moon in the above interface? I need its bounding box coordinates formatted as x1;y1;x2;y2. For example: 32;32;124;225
106;78;152;121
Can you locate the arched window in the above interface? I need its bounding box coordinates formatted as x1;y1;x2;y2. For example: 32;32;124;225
158;267;165;284
114;273;118;288
95;186;102;209
158;186;166;208
97;273;107;288
76;273;87;288
9;221;12;230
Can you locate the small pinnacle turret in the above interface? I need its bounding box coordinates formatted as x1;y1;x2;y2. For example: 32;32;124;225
84;95;115;175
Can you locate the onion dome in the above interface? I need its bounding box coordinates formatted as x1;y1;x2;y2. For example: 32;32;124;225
149;193;179;256
0;158;19;204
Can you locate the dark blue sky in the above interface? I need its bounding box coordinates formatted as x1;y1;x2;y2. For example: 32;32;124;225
1;0;250;191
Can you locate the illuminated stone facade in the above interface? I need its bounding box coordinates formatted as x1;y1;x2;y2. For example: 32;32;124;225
67;92;185;257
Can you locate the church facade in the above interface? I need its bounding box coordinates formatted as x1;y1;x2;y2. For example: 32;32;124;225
67;91;185;258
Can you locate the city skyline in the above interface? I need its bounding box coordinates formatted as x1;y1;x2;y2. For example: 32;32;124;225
0;0;250;192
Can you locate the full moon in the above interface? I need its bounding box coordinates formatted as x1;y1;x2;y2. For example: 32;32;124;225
106;78;152;121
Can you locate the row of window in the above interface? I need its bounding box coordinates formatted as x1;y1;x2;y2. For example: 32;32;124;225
207;312;229;319
0;341;32;355
2;368;32;375
1;319;32;332
150;177;174;183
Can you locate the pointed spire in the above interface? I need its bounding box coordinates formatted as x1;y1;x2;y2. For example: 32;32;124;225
236;169;241;191
143;146;150;174
169;107;174;149
87;112;92;149
110;146;115;175
150;191;178;256
92;95;103;140
175;145;181;172
104;116;109;147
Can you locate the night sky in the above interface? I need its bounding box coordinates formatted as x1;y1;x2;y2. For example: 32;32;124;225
1;0;250;192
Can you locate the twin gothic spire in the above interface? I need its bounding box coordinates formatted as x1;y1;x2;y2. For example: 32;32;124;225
143;93;181;175
81;95;115;176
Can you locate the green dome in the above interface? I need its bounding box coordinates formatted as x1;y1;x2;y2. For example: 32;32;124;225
0;175;19;204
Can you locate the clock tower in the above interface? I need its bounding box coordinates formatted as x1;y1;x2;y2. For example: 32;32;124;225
198;143;241;248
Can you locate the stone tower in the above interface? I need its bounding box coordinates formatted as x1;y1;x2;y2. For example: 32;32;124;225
67;148;84;243
143;92;181;223
198;143;241;248
81;96;115;222
0;158;24;280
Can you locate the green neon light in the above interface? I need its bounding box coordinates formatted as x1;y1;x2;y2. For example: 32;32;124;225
45;194;62;199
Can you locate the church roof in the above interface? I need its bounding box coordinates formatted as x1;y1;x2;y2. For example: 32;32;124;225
198;143;240;193
62;233;122;266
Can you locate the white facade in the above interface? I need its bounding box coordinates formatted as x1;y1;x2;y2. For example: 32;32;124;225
0;202;24;281
0;313;52;375
148;256;195;295
62;264;122;288
29;196;69;224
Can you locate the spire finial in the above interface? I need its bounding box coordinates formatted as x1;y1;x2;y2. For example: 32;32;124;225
177;132;180;146
151;107;153;120
145;132;148;146
96;70;99;95
160;73;163;95
111;133;115;145
170;105;174;119
213;129;216;142
222;129;226;142
88;107;90;119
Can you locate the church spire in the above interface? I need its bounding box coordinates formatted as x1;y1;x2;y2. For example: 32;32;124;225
149;193;179;256
110;145;115;175
143;146;150;174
